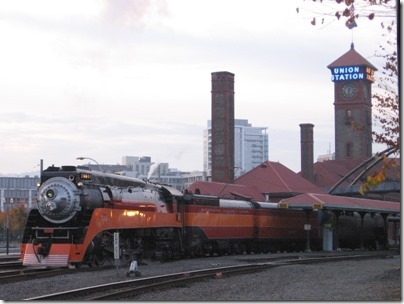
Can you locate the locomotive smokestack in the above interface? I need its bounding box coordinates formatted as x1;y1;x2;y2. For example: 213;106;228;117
211;71;235;184
300;123;314;182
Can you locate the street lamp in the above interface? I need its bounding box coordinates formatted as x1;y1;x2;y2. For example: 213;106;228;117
6;198;13;255
76;157;102;171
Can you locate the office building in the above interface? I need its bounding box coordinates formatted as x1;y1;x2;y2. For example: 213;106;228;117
204;119;269;178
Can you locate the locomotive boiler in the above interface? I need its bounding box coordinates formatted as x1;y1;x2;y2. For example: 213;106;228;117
21;165;322;267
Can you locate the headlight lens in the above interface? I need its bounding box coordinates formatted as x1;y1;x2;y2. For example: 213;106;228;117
46;189;55;199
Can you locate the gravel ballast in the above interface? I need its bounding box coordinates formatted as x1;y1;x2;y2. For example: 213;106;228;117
0;251;400;301
134;256;401;301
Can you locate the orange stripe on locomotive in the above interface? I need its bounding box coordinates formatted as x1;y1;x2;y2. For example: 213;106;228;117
183;204;318;240
68;208;181;263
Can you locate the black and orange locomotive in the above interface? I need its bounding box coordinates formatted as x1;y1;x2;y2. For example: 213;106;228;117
20;165;382;267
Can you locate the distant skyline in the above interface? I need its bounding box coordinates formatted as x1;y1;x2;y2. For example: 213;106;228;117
0;0;393;176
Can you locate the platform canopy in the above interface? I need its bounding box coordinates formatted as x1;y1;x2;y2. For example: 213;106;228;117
278;193;400;214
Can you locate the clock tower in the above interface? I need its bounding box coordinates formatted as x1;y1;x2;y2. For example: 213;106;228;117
327;43;377;161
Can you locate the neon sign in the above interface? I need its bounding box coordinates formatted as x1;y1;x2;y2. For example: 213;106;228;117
330;66;375;82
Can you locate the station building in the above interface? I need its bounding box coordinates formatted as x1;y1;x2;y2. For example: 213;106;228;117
0;176;39;211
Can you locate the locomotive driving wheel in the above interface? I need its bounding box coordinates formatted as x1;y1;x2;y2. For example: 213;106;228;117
121;236;143;265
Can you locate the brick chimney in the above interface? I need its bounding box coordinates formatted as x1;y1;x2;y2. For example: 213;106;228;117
211;71;235;183
300;123;314;182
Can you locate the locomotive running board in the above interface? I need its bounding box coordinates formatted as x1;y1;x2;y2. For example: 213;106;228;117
23;244;71;267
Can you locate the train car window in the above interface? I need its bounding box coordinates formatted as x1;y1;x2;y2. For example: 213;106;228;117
192;196;220;207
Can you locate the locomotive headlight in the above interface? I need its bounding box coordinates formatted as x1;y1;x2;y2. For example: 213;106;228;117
46;189;56;199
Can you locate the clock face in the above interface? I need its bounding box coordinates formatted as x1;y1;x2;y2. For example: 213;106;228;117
341;82;357;99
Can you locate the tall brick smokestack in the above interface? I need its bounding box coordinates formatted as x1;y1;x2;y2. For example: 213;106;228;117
300;123;314;182
211;71;235;183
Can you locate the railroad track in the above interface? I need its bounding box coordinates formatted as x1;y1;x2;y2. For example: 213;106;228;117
0;262;116;284
0;267;62;284
0;255;70;284
0;260;22;270
0;255;20;261
26;251;391;300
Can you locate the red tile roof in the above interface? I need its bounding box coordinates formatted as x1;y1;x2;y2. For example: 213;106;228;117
279;193;400;214
235;161;325;197
327;44;377;70
309;159;364;188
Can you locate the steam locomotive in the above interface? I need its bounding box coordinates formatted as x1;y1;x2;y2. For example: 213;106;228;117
21;165;384;268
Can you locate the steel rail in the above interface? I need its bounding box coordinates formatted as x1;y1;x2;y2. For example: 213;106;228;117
0;263;116;285
0;261;22;270
26;252;391;301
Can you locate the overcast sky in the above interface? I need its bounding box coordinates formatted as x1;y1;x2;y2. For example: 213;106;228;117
0;0;394;176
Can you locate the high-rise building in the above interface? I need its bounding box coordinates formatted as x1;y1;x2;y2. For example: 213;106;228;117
204;119;268;178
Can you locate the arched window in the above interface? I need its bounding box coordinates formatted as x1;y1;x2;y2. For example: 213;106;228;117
346;142;353;158
345;109;353;124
